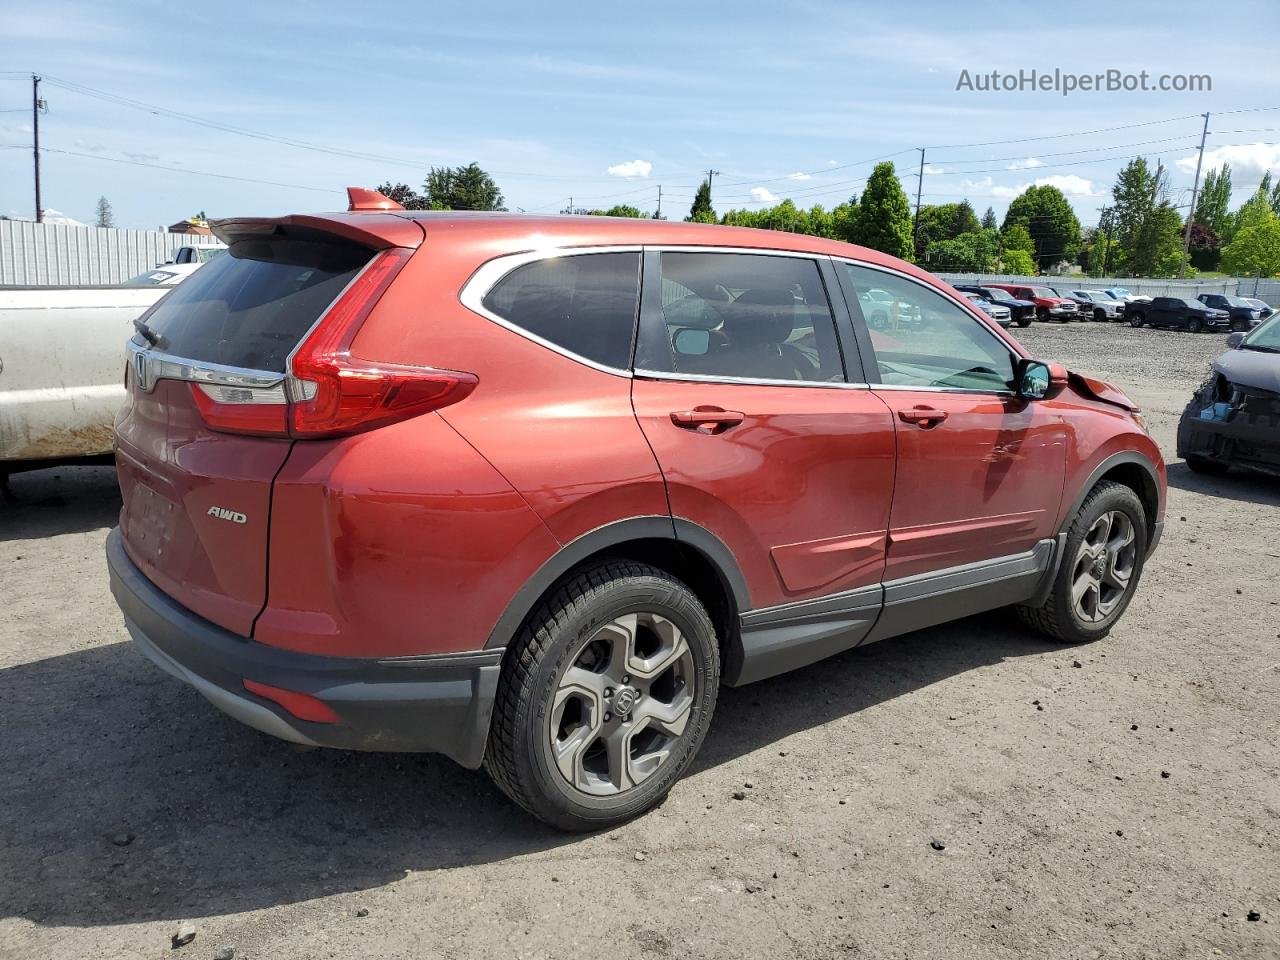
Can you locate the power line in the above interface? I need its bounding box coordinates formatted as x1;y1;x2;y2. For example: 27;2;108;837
37;146;339;194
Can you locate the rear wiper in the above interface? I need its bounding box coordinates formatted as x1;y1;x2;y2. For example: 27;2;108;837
132;318;160;346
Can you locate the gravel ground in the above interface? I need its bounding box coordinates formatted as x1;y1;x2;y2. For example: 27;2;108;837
1;321;1277;960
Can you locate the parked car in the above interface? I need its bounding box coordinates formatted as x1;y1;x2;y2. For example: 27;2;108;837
1100;287;1150;305
1196;293;1265;331
122;263;202;287
1071;290;1127;322
1047;287;1091;321
1241;297;1273;320
164;243;228;266
1;261;208;476
106;189;1166;831
952;284;1035;327
1127;296;1231;333
960;291;1013;327
858;287;922;329
1177;313;1280;476
987;283;1077;323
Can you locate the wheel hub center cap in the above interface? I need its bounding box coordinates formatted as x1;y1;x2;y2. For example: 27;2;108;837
1092;554;1108;579
611;686;639;715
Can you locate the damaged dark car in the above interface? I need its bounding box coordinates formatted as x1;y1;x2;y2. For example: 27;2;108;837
1177;314;1280;476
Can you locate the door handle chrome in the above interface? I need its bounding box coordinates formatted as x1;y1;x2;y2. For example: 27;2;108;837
670;408;746;434
897;406;948;428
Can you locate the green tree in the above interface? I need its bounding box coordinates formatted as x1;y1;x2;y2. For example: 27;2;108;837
1002;184;1080;269
1109;157;1159;271
1129;203;1186;277
980;206;998;230
851;162;912;260
1001;223;1035;255
94;196;113;228
687;179;717;223
423;163;505;210
1220;219;1280;276
375;182;430;210
602;204;643;218
1233;184;1277;238
911;202;982;261
1194;164;1232;234
831;195;859;244
924;229;1000;272
1001;248;1037;275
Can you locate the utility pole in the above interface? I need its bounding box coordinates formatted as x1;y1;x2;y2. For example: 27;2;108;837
656;184;662;220
32;74;44;223
912;147;926;251
1097;206;1113;276
1179;112;1210;279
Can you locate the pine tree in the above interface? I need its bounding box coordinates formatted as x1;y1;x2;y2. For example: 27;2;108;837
981;206;998;230
687;179;716;223
851;162;913;260
94;196;114;228
1193;164;1232;234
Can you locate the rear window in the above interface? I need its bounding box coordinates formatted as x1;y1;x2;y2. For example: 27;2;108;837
482;252;640;369
140;238;372;372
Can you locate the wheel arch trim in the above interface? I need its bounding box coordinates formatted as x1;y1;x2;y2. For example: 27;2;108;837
484;516;751;649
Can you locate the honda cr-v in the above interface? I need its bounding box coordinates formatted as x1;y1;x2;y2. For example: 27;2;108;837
107;188;1165;830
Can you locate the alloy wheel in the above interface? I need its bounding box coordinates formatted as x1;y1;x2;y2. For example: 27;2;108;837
548;612;695;796
1070;511;1137;623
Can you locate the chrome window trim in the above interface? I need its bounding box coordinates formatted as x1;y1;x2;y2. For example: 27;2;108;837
458;245;644;378
830;256;1022;399
635;368;871;390
126;340;284;393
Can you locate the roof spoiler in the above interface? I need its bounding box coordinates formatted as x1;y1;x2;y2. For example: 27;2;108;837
347;186;405;212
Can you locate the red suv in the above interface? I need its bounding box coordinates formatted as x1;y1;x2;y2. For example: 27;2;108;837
107;190;1165;831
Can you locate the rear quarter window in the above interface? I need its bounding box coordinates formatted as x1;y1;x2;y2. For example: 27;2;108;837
481;252;641;370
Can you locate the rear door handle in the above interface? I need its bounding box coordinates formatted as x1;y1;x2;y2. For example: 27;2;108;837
671;407;746;434
897;406;949;428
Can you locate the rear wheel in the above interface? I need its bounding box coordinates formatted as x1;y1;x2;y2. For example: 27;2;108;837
1017;481;1147;645
484;561;719;831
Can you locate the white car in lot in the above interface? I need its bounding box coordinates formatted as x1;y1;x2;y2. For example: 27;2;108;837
0;264;202;475
1072;290;1128;321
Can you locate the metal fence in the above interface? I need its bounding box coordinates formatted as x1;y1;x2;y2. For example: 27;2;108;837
934;273;1247;299
0;221;224;286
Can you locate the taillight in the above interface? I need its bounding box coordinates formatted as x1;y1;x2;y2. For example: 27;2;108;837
192;247;477;439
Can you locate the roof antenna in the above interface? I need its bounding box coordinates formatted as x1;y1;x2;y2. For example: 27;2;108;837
347;186;405;212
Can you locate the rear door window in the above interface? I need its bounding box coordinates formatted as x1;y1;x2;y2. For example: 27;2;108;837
482;252;640;370
140;238;373;372
637;251;844;383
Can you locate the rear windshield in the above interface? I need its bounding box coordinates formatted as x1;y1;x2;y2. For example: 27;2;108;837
140;238;372;372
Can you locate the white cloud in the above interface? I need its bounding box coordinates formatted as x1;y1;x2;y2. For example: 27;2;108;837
751;186;779;203
828;160;839;166
923;164;945;175
963;174;1099;200
1007;157;1044;171
606;159;652;179
1177;143;1280;178
787;171;811;181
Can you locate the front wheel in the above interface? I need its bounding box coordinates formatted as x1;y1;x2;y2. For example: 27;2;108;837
1016;316;1033;328
1094;309;1107;322
1128;313;1145;328
1187;317;1203;334
1017;481;1147;645
484;561;720;831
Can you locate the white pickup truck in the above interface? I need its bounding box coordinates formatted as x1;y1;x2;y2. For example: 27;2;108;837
0;272;192;479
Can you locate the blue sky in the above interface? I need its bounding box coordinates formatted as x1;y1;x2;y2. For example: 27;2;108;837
2;0;1280;230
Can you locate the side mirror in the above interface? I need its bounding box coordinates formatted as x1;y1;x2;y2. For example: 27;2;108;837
672;327;710;357
1227;332;1245;349
1016;359;1067;400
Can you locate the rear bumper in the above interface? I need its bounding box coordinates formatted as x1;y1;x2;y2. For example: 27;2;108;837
106;528;501;767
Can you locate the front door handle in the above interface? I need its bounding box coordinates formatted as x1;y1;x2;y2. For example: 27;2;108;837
671;407;746;434
898;406;949;428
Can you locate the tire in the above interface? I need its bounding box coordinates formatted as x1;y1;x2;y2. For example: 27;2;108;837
1187;317;1203;334
1186;454;1229;476
1094;309;1107;323
484;560;720;831
1017;316;1032;328
1037;308;1049;323
1128;312;1146;328
1231;318;1247;332
1017;481;1147;645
